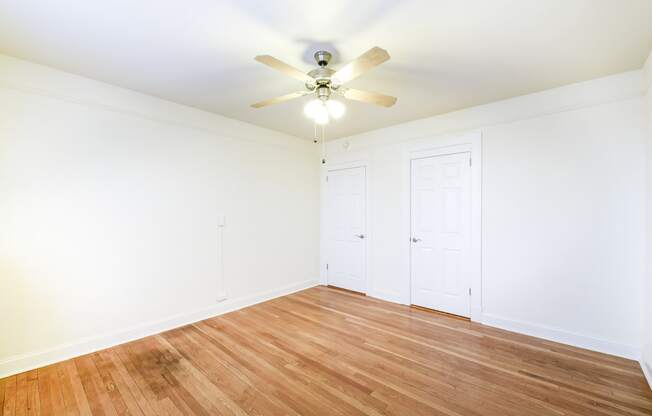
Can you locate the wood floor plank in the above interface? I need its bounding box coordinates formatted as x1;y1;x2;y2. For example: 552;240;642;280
138;336;213;416
120;340;187;415
24;370;40;416
164;326;302;416
194;319;365;416
103;350;155;416
90;351;140;416
61;361;90;416
283;291;647;416
2;376;16;416
287;290;652;414
250;300;534;416
94;350;147;416
73;356;115;416
1;286;651;415
53;363;79;416
14;373;27;416
36;368;56;416
158;330;274;416
112;345;171;416
0;377;6;416
224;314;389;415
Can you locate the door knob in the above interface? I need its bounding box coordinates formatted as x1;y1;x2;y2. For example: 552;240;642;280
355;234;365;239
411;237;421;243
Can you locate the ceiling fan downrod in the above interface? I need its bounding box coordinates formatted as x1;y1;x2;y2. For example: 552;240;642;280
314;50;332;67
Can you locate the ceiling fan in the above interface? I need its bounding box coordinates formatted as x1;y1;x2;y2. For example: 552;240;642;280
251;47;397;124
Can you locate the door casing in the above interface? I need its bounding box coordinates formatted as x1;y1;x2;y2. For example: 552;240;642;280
402;131;482;321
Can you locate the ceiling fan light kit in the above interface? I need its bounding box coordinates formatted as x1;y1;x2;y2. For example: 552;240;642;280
251;46;397;128
325;99;345;119
304;98;345;125
304;99;329;125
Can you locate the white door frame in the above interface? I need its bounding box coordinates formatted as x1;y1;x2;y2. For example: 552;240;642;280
402;131;482;321
322;160;369;293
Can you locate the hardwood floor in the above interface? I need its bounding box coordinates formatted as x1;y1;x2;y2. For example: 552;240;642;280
2;286;651;415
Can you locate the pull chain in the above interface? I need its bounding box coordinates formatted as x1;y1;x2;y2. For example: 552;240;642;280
321;124;326;164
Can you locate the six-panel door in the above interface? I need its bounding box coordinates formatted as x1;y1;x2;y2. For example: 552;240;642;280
410;152;472;317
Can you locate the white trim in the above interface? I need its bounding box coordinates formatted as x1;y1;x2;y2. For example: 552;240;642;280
0;279;318;379
481;313;641;360
641;48;651;390
319;161;328;286
402;131;483;321
641;359;652;390
322;160;370;293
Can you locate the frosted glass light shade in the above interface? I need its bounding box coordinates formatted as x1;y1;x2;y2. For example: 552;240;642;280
314;109;329;125
304;99;329;124
304;99;322;119
326;100;345;119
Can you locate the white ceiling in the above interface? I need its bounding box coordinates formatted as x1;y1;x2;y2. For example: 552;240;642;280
1;0;652;140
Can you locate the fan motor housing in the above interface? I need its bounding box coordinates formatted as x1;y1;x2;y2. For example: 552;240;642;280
308;67;335;82
316;86;331;100
307;66;335;94
306;51;337;91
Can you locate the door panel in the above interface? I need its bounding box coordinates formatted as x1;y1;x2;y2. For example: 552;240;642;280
411;152;471;317
326;167;366;293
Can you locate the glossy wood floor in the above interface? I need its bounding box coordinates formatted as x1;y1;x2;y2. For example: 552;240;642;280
2;286;651;416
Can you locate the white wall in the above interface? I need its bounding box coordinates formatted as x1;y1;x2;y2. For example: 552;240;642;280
643;50;652;385
321;70;647;359
0;54;320;377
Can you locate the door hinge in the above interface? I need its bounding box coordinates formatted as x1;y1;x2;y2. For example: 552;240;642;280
326;176;329;182
469;158;472;167
468;288;472;296
326;263;329;270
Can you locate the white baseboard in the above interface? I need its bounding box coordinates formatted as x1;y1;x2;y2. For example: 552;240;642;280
641;358;652;390
481;313;640;360
0;279;318;378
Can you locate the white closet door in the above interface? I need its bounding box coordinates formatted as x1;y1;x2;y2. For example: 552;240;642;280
326;167;366;293
411;152;471;317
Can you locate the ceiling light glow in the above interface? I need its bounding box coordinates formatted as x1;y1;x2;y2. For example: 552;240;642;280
326;100;345;119
314;109;329;125
304;98;345;125
304;99;323;119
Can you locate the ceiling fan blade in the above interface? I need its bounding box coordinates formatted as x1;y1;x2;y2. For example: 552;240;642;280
254;55;314;84
251;91;311;108
342;88;397;107
332;47;390;85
